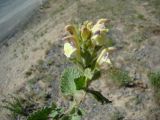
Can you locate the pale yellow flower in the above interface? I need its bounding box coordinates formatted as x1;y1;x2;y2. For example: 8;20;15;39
91;29;109;46
91;19;109;34
91;19;109;46
65;25;80;52
63;36;77;58
64;42;77;58
96;48;112;66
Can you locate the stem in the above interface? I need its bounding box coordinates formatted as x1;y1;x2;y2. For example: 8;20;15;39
76;91;87;107
64;91;87;115
64;101;76;115
76;77;90;107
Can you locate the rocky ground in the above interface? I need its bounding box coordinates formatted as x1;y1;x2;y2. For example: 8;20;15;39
0;0;160;120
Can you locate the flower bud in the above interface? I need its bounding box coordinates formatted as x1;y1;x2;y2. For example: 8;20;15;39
65;25;76;35
81;26;91;41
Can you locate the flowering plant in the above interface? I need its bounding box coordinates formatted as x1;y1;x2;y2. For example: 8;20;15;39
10;19;116;120
58;19;115;120
63;19;115;70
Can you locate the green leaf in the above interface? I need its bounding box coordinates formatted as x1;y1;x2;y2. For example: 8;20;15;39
27;107;53;120
61;67;83;96
84;68;93;80
74;76;87;90
70;107;83;120
71;115;81;120
86;89;112;104
68;107;82;120
50;110;58;118
61;115;70;120
49;108;64;119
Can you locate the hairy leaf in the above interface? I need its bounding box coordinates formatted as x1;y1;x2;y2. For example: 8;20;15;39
61;67;83;96
74;76;87;90
87;89;112;104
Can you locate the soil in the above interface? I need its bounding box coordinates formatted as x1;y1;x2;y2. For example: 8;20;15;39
0;0;160;120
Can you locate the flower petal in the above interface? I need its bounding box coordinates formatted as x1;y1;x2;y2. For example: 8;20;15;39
64;42;77;58
96;48;112;66
100;55;111;65
91;19;109;46
91;30;108;46
91;18;109;34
